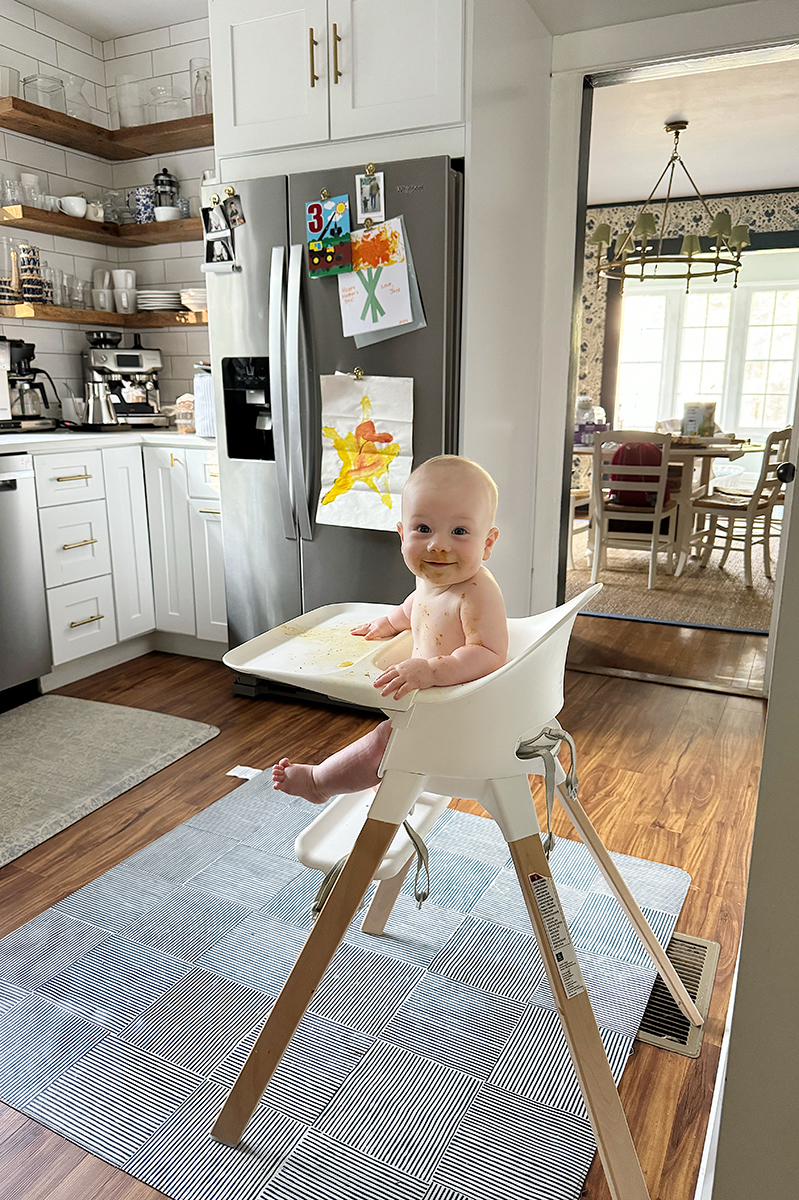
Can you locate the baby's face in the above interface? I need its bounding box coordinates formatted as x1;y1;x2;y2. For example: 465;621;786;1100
398;471;498;585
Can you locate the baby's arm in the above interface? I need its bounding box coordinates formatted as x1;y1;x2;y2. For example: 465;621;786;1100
351;592;413;640
376;572;508;698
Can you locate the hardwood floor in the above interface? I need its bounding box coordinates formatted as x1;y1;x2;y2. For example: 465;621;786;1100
0;647;766;1200
568;613;767;696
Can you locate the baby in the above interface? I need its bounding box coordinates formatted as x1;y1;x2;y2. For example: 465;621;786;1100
272;455;508;804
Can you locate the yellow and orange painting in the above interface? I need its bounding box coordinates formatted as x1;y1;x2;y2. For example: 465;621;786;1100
321;395;401;510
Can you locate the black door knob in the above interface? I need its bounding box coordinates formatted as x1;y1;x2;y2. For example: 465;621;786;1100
776;462;796;484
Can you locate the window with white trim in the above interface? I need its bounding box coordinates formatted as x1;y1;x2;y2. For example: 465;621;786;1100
613;249;799;439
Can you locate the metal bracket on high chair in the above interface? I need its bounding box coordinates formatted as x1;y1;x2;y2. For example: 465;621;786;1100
312;819;431;917
516;726;579;858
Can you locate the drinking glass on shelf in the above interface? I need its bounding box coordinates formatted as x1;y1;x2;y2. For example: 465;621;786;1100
0;67;20;98
51;269;66;307
116;75;148;127
190;58;212;116
72;278;90;309
40;265;54;304
3;179;23;206
22;74;66;112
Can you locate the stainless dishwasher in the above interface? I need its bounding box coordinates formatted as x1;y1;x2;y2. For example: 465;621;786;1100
0;452;51;691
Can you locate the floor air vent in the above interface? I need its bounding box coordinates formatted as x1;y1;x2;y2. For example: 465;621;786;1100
636;932;720;1058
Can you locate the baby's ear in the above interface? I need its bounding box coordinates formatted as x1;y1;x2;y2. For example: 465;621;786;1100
397;521;404;542
483;527;499;560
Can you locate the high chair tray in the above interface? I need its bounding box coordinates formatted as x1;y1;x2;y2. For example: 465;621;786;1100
223;603;415;711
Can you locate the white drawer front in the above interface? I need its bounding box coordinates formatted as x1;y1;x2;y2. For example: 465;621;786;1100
186;447;221;500
34;450;105;507
47;575;117;665
39;499;112;588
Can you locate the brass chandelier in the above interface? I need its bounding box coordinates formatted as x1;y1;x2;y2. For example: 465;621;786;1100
589;121;750;293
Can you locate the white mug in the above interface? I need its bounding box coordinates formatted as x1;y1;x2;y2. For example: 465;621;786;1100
92;288;114;311
86;201;104;222
112;269;135;289
113;287;136;313
59;195;87;218
93;268;111;290
20;172;40;189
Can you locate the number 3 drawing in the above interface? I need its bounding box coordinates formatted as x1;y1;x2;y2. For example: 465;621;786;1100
307;202;324;235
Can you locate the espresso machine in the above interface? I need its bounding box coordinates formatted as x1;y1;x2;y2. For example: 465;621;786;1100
0;338;58;431
81;332;169;426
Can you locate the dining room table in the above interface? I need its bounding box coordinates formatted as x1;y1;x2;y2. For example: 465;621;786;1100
572;437;761;577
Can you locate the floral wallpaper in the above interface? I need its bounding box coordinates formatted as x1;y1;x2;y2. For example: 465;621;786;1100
577;188;799;410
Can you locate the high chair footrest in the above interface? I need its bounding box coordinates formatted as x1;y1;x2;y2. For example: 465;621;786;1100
294;789;451;880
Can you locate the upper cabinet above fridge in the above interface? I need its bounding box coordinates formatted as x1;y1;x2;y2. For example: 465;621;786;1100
210;0;464;156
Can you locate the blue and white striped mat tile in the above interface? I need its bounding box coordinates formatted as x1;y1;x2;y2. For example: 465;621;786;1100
0;768;692;1200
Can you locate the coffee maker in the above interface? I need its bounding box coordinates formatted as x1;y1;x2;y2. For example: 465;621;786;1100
81;331;169;426
0;337;58;431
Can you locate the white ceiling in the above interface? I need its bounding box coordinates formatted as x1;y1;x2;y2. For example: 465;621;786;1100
588;56;799;204
28;0;208;41
527;0;756;36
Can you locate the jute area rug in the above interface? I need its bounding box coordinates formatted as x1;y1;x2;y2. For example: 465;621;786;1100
0;696;219;868
567;529;774;631
0;768;691;1200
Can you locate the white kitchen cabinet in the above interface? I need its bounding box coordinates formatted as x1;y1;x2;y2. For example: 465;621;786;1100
143;446;196;635
211;0;463;155
189;499;228;642
103;446;156;642
47;575;117;666
327;0;463;140
185;447;221;501
211;0;330;155
34;449;105;507
38;499;112;589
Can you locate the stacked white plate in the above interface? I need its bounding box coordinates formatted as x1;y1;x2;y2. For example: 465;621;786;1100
180;288;207;312
136;289;184;311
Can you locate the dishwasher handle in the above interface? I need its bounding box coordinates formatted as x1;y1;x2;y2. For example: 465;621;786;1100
0;468;34;484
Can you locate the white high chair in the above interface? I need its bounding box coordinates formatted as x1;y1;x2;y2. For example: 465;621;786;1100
213;586;702;1200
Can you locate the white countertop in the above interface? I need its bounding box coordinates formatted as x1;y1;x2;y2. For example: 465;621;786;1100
0;429;216;454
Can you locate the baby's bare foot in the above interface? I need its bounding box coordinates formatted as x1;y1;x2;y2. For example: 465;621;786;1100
271;758;329;805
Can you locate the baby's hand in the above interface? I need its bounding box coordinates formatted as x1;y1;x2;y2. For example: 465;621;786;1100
374;658;435;699
351;617;396;640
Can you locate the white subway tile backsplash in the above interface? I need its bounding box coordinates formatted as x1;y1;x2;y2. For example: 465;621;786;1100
170;18;210;46
104;50;153;88
4;134;67;176
34;12;92;56
152;39;209;79
92;38;103;60
143;329;187;355
165;256;203;284
61;327;91;355
185;330;210;355
0;46;37;80
57;42;107;87
90;108;109;129
126;241;185;262
22;324;63;353
0;14;57;63
64;152;114;190
113;29;170;58
0;1;34;30
132;259;166;286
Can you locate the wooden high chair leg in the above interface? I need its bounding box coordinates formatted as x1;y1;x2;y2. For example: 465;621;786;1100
507;824;651;1200
211;771;424;1147
555;783;703;1028
361;855;414;935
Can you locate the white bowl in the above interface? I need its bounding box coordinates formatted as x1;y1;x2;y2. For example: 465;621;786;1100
154;206;181;222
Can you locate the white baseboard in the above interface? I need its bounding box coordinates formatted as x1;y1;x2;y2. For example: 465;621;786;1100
40;631;226;691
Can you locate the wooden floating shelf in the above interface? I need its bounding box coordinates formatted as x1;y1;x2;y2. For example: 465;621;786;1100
0;205;202;247
0;302;207;328
0;96;213;161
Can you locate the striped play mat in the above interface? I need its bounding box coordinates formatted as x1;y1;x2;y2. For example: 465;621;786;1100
0;770;690;1200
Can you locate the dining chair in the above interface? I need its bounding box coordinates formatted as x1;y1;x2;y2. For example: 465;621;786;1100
568;486;591;568
693;425;791;586
590;430;678;589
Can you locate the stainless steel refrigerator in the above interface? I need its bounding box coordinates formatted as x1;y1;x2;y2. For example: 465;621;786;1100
206;156;463;668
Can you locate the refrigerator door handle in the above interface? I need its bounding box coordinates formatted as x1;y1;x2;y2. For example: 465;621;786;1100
286;243;314;541
268;245;296;539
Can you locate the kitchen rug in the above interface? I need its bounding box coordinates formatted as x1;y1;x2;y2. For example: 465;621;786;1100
0;769;691;1200
0;696;219;868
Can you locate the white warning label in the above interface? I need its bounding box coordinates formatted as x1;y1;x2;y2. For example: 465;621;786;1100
529;873;587;1000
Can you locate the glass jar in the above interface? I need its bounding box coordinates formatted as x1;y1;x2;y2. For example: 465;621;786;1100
150;85;190;123
175;394;195;434
63;75;91;122
22;74;66;112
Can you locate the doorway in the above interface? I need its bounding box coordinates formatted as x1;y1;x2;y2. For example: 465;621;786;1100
560;57;799;695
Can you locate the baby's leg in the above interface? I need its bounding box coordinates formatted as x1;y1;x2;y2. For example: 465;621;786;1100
272;721;391;804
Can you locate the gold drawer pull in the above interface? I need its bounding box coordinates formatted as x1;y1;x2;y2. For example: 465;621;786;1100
209;472;219;477
62;537;98;550
200;509;220;515
56;473;92;481
70;613;104;628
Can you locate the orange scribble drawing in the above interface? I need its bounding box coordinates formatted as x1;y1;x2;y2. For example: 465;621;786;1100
352;223;403;270
322;396;401;509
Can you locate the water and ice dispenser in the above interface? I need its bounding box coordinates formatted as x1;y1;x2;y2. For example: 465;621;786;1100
221;356;274;461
